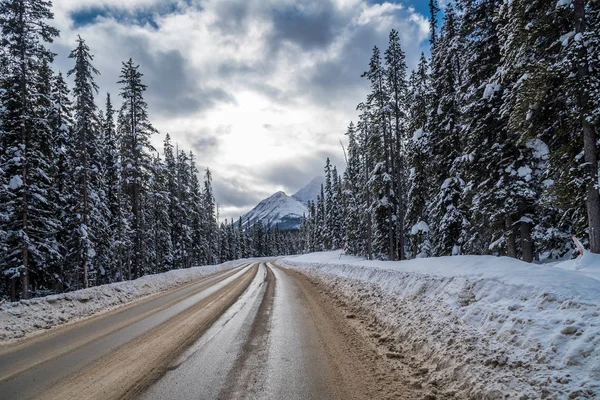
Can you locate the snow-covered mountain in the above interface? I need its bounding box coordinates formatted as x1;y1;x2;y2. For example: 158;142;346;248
240;177;324;230
292;176;324;204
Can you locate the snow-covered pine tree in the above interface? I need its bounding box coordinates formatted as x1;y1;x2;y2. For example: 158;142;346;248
175;150;192;268
229;218;239;260
498;0;587;259
219;220;229;262
237;216;246;258
330;166;344;249
356;111;374;259
189;151;205;266
102;93;127;280
343;122;364;256
429;0;440;48
48;71;74;290
324;157;333;250
0;0;60;299
117;58;157;277
149;153;172;273
68;36;109;287
362;46;394;259
456;0;538;260
316;184;326;250
203;168;218;264
385;28;409;260
406;54;432;258
427;4;467;256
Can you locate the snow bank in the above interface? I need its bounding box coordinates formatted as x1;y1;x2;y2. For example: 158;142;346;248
280;251;600;399
0;260;244;344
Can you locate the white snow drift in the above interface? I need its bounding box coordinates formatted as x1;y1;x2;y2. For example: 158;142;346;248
280;251;600;399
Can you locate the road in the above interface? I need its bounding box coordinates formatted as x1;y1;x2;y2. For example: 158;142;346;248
0;261;419;400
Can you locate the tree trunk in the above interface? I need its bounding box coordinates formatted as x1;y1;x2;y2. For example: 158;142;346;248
574;0;600;253
505;216;517;258
520;221;533;263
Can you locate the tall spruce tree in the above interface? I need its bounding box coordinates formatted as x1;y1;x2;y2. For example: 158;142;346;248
406;54;432;257
428;4;467;256
68;36;106;287
0;0;60;299
385;28;408;260
117;59;157;278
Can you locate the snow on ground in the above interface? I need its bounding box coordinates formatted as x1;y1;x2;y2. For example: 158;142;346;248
280;251;600;399
0;260;246;344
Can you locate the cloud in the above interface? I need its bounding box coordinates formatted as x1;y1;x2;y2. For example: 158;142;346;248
48;0;431;220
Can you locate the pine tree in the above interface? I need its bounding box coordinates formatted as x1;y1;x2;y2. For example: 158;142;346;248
330;167;344;249
406;54;432;257
343;122;364;255
102;93;126;279
48;71;73;290
362;46;394;259
385;28;409;260
68;36;108;287
189;151;204;266
429;0;440;48
149;153;172;273
427;4;467;256
324;157;333;250
117;58;157;278
0;0;60;299
203;168;218;264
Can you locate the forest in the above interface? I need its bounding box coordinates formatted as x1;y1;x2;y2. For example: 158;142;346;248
299;0;600;262
0;0;295;301
2;0;599;301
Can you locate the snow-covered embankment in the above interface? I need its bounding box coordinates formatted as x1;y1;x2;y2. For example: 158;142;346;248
0;260;243;344
280;252;600;399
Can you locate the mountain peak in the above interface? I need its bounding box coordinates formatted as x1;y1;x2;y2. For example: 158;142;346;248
239;177;324;231
241;190;306;230
292;176;325;204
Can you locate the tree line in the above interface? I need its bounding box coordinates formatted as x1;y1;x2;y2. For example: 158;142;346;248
0;0;299;301
300;0;600;262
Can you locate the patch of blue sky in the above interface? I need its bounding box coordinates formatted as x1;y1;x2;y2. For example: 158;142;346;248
70;1;195;29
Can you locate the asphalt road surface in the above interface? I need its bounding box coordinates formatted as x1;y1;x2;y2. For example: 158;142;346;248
0;261;420;400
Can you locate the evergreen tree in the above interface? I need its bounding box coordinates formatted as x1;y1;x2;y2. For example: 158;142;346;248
362;46;394;259
0;0;60;299
343;122;364;255
117;58;157;278
203;168;218;264
68;36;108;287
324;157;333;249
48;71;73;290
385;28;409;260
427;4;467;256
406;54;432;257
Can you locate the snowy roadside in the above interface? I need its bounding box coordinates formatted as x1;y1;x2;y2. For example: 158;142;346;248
279;251;600;399
0;260;249;345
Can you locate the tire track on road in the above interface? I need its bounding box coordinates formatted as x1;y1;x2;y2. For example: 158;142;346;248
39;264;258;400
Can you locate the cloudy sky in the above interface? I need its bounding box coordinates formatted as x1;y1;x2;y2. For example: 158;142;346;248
49;0;432;220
